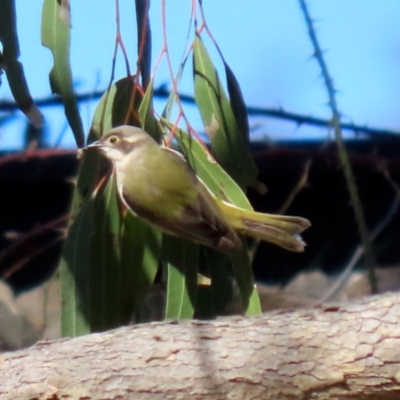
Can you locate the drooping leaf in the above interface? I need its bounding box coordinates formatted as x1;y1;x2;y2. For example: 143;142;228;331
135;0;152;89
87;174;122;331
0;0;43;128
89;76;142;143
160;121;260;316
60;149;103;337
140;83;201;321
204;40;251;146
138;78;162;142
41;0;85;148
112;76;142;128
164;236;199;320
161;53;191;121
61;134;127;335
224;61;250;146
195;248;233;319
193;34;258;190
231;241;261;316
120;212;161;323
160;120;251;209
88;84;117;142
61;76;165;335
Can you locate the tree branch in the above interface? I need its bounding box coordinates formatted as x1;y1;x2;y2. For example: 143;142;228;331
1;293;400;399
1;88;400;141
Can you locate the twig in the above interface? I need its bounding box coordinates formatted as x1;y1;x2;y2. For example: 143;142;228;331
0;215;69;280
278;159;311;214
318;194;400;303
298;0;377;292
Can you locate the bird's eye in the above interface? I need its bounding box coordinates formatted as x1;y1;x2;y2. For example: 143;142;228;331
109;136;118;144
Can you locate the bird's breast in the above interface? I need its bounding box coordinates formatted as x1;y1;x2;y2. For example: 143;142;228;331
115;151;197;221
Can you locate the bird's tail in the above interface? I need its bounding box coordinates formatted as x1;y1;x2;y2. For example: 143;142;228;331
216;199;311;252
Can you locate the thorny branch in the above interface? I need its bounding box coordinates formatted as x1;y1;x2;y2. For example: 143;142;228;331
298;0;377;292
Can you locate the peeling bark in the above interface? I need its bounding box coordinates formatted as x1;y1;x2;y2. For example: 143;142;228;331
1;293;400;399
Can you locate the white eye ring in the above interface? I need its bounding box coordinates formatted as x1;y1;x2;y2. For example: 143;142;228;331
109;136;118;144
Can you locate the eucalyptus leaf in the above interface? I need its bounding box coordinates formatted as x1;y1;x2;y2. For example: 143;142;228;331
88;84;117;142
138;79;162;142
61;75;165;335
88;174;122;331
224;61;250;146
161;53;190;121
193;35;258;190
0;0;43;128
231;241;261;316
195;248;233;319
160;121;261;316
120;213;161;323
112;76;142;128
88;77;138;144
60;149;103;337
41;0;84;148
160;120;251;209
135;0;152;88
164;236;198;320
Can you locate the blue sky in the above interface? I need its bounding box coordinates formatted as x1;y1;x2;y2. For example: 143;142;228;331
1;1;400;148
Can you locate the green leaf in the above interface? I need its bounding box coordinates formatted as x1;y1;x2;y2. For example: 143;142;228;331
161;53;190;121
120;213;161;323
193;34;258;190
112;76;142;128
0;0;43;128
231;241;261;316
87;174;122;331
138;79;162;142
195;248;233;319
160;120;251;209
164;236;199;320
90;76;141;140
61;76;165;335
60;79;139;335
88;84;117;142
60;149;102;336
60;256;90;336
88;76;160;144
41;0;85;148
224;61;250;146
160;121;261;315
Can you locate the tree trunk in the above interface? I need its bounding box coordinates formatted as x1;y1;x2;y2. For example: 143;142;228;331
1;293;400;399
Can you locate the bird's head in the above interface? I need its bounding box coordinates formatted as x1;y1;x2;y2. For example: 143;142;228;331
86;125;154;162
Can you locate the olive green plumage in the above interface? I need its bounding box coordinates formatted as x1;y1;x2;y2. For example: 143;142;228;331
87;125;311;252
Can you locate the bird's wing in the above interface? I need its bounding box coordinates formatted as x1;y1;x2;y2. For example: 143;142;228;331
122;146;242;252
179;186;242;251
163;147;242;251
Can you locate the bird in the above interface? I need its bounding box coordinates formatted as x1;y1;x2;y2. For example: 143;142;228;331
86;125;311;252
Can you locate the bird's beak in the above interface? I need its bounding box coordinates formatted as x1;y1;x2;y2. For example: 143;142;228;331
86;140;102;149
77;140;102;159
78;140;101;159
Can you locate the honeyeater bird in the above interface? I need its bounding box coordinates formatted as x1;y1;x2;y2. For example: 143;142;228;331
86;125;311;252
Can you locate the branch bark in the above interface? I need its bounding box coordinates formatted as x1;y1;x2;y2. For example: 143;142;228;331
1;293;400;399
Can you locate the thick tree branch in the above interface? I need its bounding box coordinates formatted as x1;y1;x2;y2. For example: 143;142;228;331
1;293;400;399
